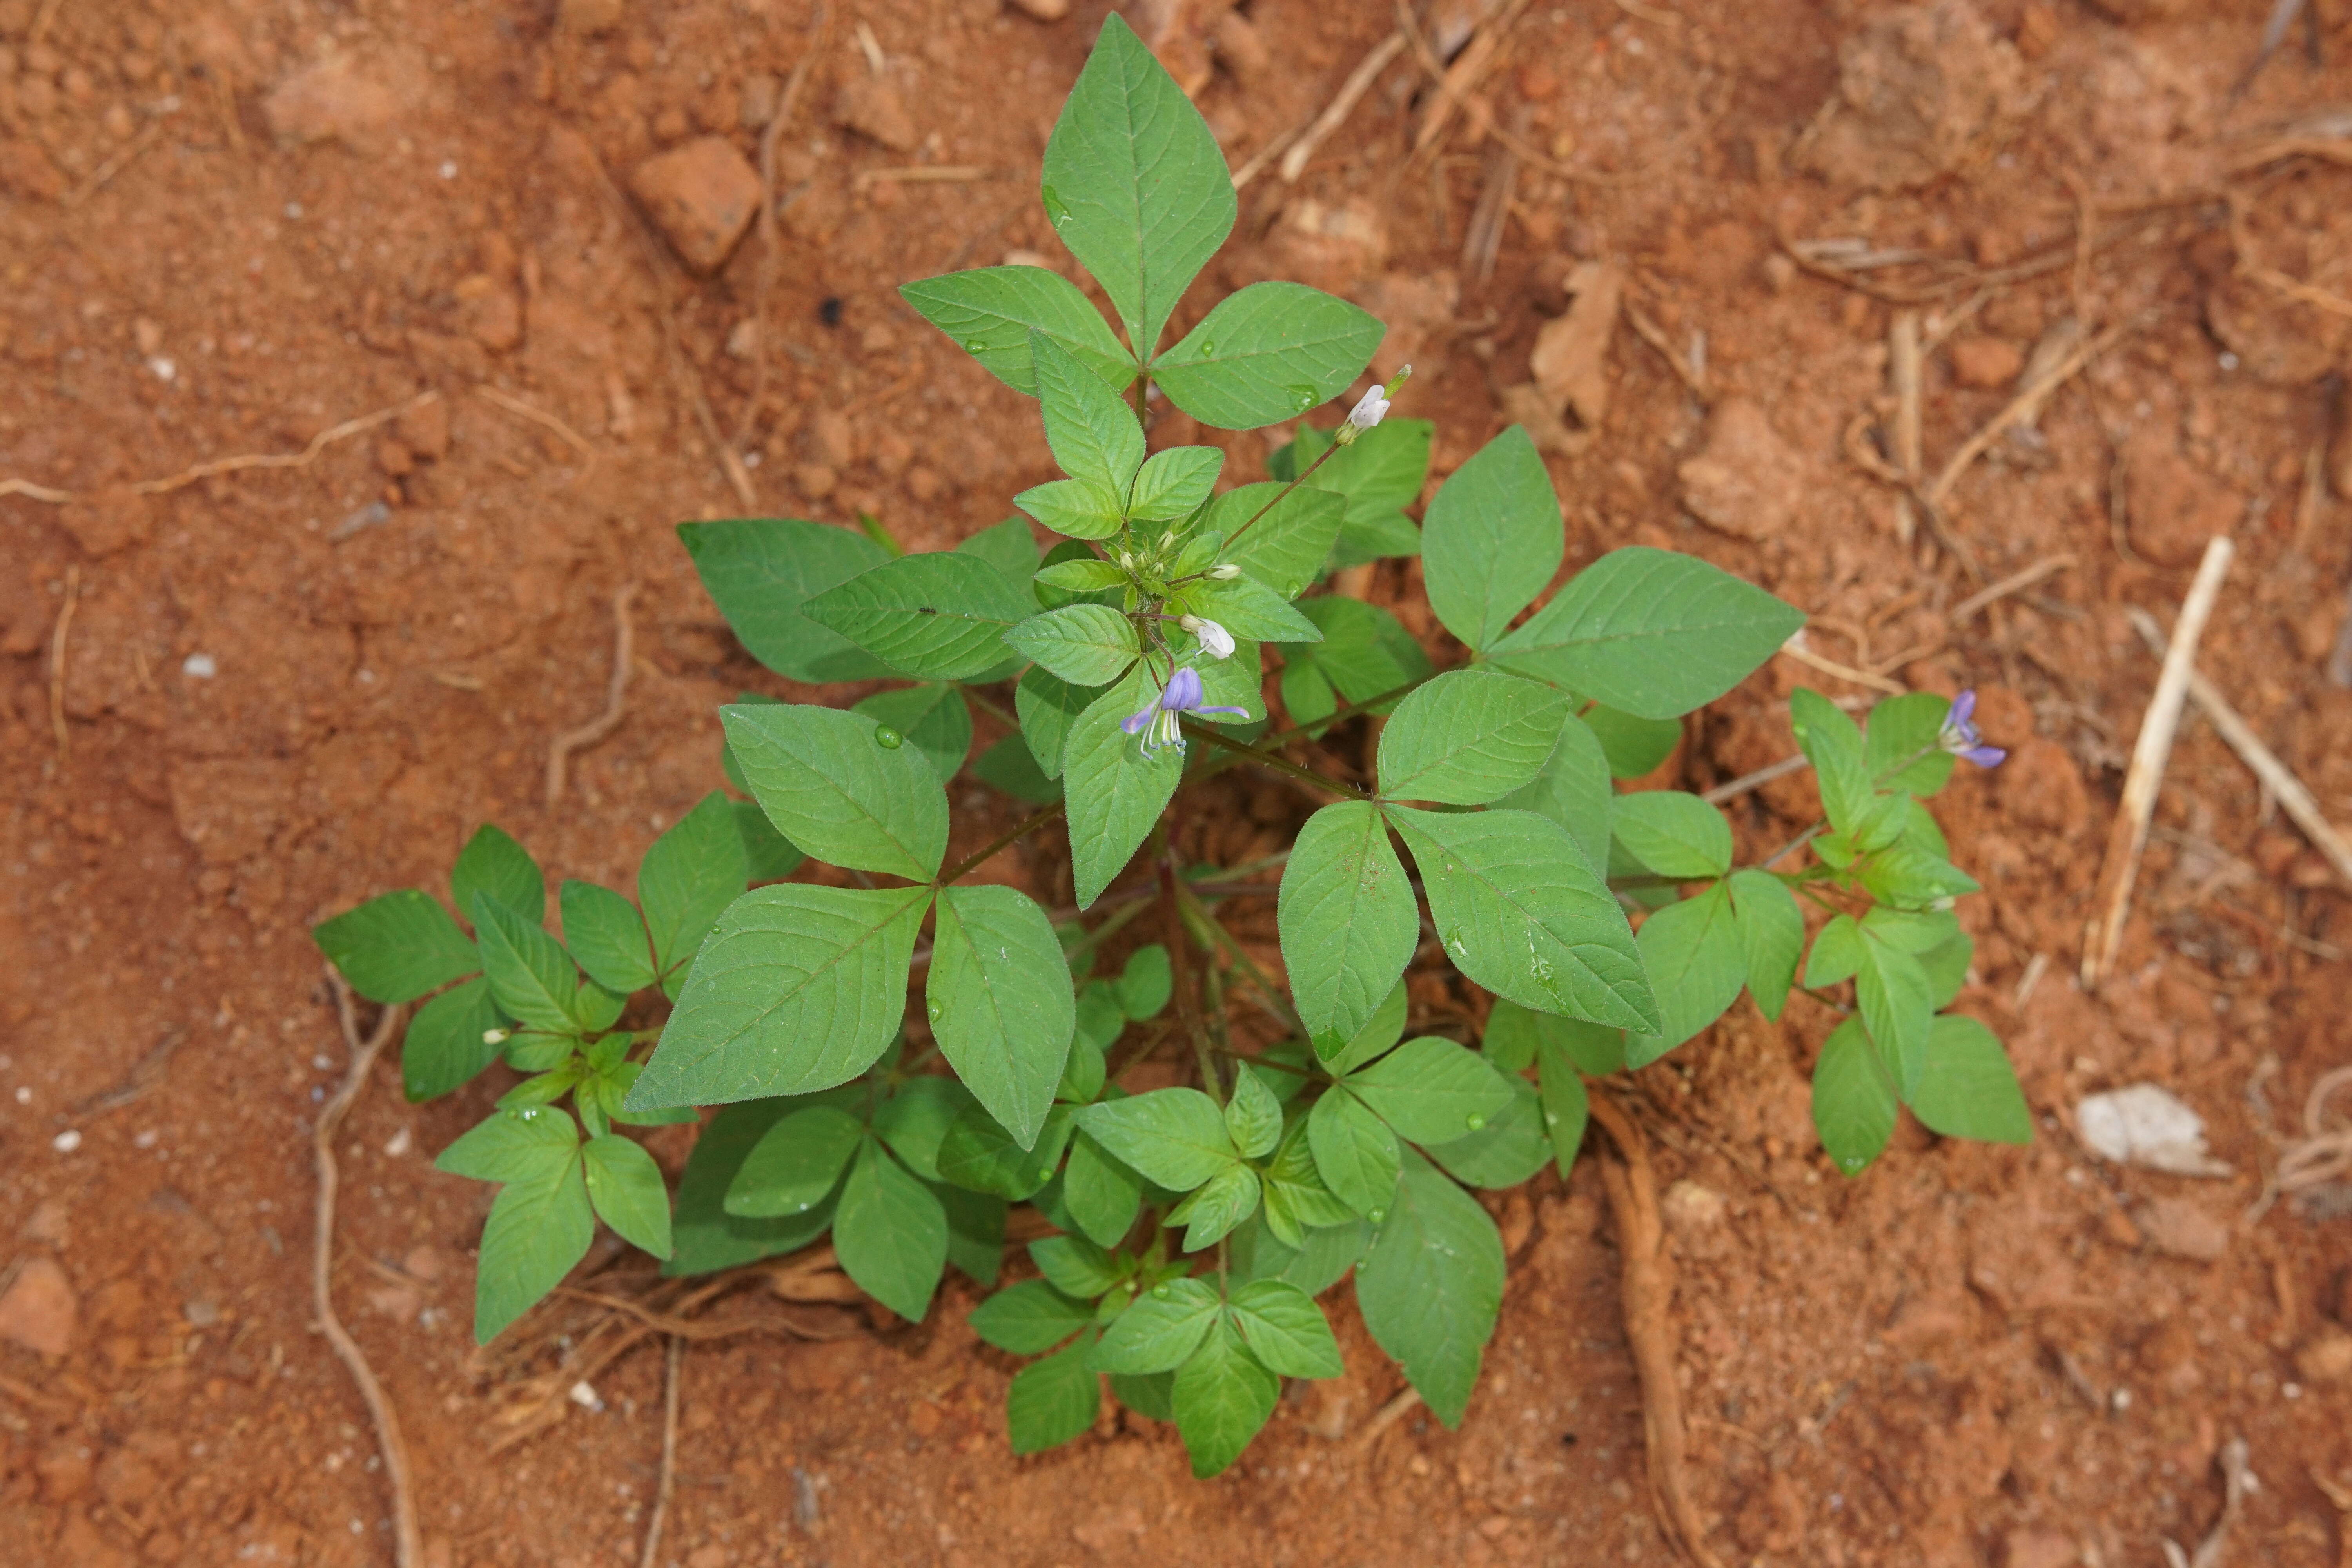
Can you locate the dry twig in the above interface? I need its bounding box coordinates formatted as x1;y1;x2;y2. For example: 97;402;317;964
2126;606;2352;890
1354;1386;1424;1450
1928;315;2139;509
2162;1437;2256;1568
1586;1092;1724;1568
1702;753;1809;805
546;583;641;807
2082;537;2234;989
320;971;419;1568
476;387;598;470
1409;0;1534;159
637;1336;684;1568
47;565;78;759
737;5;830;452
1275;31;1406;185
1951;555;2076;622
65;117;168;207
1777;634;1906;695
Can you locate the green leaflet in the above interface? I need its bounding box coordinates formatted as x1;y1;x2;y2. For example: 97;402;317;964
1171;1317;1280;1479
1585;704;1684;779
721;702;948;881
1226;1211;1370;1298
1856;936;1936;1100
1621;883;1746;1069
1032;329;1146;497
1181;572;1321;646
1008;1336;1103;1455
734;800;806;883
1862;691;1958;797
664;1098;845;1277
1356;1148;1504;1427
1908;1016;2032;1145
677;518;892;682
470;893;591;1037
1195;484;1344;601
853;683;975;786
314;890;479;1006
1376;669;1570;806
1535;1047;1592;1176
834;1138;949;1322
871;1075;976;1183
899;265;1135;396
1789;688;1870;831
453;825;544;927
927;884;1076;1150
724;1104;865;1217
1345;1037;1517;1146
1610;790;1732;879
1278;800;1417;1053
1307;1088;1401;1219
1127;445;1223;522
1062;666;1183;908
1488;547;1803;720
1075;1088;1236;1191
971;1278;1095;1354
436;1105;581;1183
1727;869;1804;1022
1114;944;1172;1019
1481;998;1623;1075
1283;417;1434;565
560;880;656;996
1805;913;1865;988
401;975;506;1102
626;883;930;1110
1015;477;1125;542
639;792;750;985
1005;604;1140;687
1419;424;1561;651
1062;1132;1143;1249
1321;978;1408;1073
1035;556;1131;595
1495;711;1614;874
971;735;1062;804
472;1151;594;1345
1222;1065;1284;1160
1225;1279;1343;1379
1813;1017;1897;1176
936;1103;1075;1201
1015;666;1105;779
1091;1276;1220;1374
1154;282;1383;429
582;1134;673;1260
1279;596;1430;720
802;551;1031;682
957;514;1045;587
1039;13;1235;355
1424;1076;1551;1190
1389;806;1659;1034
1169;1164;1262;1252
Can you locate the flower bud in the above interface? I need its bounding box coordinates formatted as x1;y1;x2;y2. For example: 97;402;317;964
482;1028;509;1045
1158;530;1177;552
1208;563;1241;580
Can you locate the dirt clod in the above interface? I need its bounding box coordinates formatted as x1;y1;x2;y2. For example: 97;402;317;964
2136;1196;2231;1263
834;75;919;152
58;488;153;559
2294;1326;2352;1385
1800;0;2027;192
261;49;430;150
629;137;764;273
1677;399;1810;540
2124;437;2239;568
0;1257;78;1356
1950;336;2025;389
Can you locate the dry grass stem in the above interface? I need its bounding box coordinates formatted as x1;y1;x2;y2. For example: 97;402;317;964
1929;315;2138;508
2082;536;2234;989
1276;31;1406;184
320;971;419;1568
47;565;79;759
1777;634;1906;695
476;387;598;468
1951;555;2076;622
546;583;642;807
1354;1386;1423;1450
737;7;828;450
637;1336;684;1568
1891;309;1922;479
1624;303;1708;401
65;117;168;207
1587;1092;1725;1568
4;392;439;506
2125;606;2352;890
1701;753;1809;805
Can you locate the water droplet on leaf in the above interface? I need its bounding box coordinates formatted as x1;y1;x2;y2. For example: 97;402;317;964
1367;1208;1385;1225
965;340;986;354
1289;385;1316;410
874;725;903;749
1042;187;1071;228
1197;339;1216;356
1465;1113;1486;1131
1151;1283;1170;1299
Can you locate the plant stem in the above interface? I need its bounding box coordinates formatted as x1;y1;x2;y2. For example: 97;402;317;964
1175;880;1304;1035
938;801;1064;885
1157;833;1223;1105
1223;438;1344;551
1183;721;1365;797
958;684;1018;730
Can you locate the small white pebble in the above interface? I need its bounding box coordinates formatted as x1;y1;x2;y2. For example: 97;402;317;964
384;1125;414;1158
2218;352;2240;371
438;160;458;180
13;1087;29;1105
53;1129;82;1153
183;653;218;679
148;356;176;382
568;1380;604;1412
285;202;303;219
357;668;376;684
134;1129;159;1149
312;1053;332;1070
2284;1382;2303;1400
742;450;762;469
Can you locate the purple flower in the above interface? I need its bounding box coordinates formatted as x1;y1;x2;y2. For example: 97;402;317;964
1937;690;2005;768
1121;666;1248;758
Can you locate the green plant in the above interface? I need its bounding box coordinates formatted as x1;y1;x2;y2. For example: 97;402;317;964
313;16;2030;1477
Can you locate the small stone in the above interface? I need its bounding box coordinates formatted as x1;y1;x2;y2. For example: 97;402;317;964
2136;1195;2230;1263
739;73;781;129
0;1256;78;1356
0;137;66;201
725;318;761;359
1660;1179;1728;1230
833;75;918;152
2294;1326;2352;1385
628;136;763;273
810;409;857;467
374;437;415;478
1009;0;1071;18
905;466;942;503
261;49;428;151
2000;1528;2080;1568
1949;336;2024;389
793;463;837;500
396;397;450;460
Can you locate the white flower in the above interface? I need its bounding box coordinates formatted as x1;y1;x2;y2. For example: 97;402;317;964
1180;615;1235;659
1345;384;1390;432
1207;563;1242;580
